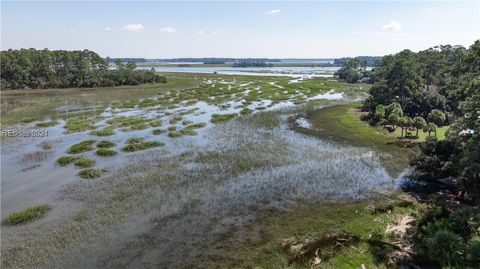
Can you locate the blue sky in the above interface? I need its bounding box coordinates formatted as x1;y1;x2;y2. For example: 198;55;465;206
1;1;479;58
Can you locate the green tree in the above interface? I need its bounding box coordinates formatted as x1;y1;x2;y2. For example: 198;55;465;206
428;109;446;126
423;123;438;136
413;116;427;137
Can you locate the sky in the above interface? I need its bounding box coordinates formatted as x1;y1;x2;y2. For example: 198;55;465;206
1;1;479;58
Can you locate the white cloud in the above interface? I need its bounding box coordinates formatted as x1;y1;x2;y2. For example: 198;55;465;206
160;26;176;33
265;9;281;15
211;30;221;36
382;21;402;32
104;27;111;31
196;29;205;35
64;29;75;33
122;24;145;32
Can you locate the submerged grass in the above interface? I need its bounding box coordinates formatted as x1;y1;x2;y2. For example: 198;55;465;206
78;168;102;179
2;204;52;225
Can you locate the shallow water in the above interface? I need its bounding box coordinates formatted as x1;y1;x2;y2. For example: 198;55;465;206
0;78;347;215
144;66;339;77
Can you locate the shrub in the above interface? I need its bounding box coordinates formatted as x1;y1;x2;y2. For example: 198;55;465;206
78;168;102;179
97;140;116;148
68;140;96;154
424;229;465;267
96;148;118;157
2;204;52;225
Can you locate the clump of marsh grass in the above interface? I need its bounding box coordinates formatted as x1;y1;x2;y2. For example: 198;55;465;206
211;113;238;123
122;138;165;152
35;120;58;128
126;137;144;144
182;120;193;126
187;122;207;129
65;116;98;133
73;157;96;168
38;140;54;150
96;140;116;148
2;204;52;225
68;140;96;154
56;156;79;166
21;151;52;164
89;127;115;136
149;120;162;127
178;127;198;136
78;168;102;179
152;129;166;135
96;148;118;157
167;126;177;131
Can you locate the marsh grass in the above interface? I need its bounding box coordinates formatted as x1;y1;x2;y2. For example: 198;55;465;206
187;122;207;129
96;140;116;148
179;127;198;136
38;140;54;150
211;113;238;123
78;168;102;179
152;129;167;135
2;204;52;225
122;140;165;152
90;127;115;136
168;131;182;137
73;157;96;168
96;148;118;157
149;120;162;127
35;120;58;128
21;151;52;164
68;140;96;154
56;156;79;166
65;116;98;133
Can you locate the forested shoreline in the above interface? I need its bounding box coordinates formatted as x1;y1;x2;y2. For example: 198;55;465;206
348;40;479;268
0;49;166;89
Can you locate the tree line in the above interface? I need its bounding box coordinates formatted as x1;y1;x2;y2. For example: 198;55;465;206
1;49;166;89
362;41;480;268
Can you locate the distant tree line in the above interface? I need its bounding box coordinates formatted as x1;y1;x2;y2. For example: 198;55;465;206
203;59;226;64
334;56;383;67
113;58;282;63
232;61;273;68
1;49;166;89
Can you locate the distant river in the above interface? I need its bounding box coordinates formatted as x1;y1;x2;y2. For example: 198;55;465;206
140;66;341;77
